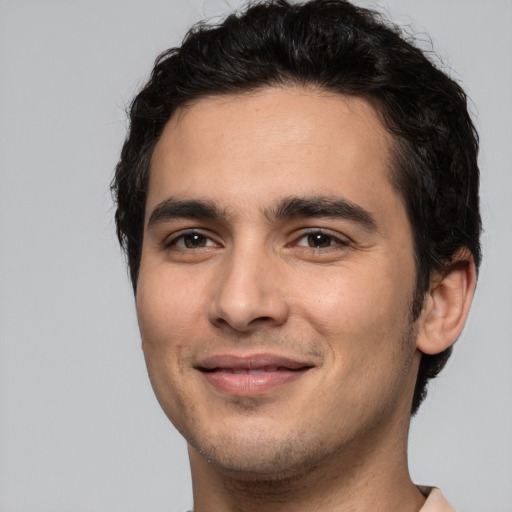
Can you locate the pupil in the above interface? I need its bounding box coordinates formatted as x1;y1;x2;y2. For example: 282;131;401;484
185;234;206;248
308;233;331;248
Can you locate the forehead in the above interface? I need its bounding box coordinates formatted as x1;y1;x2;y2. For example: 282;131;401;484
148;87;397;218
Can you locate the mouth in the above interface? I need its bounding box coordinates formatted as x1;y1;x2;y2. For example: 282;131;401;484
196;354;314;396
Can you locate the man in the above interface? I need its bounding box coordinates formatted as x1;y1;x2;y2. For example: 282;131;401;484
112;0;481;510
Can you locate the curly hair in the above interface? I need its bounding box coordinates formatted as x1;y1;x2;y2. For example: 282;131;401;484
112;0;481;415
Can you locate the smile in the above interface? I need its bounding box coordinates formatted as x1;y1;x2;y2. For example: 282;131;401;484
215;366;286;374
196;354;313;396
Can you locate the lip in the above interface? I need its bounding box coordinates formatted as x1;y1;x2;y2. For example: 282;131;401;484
196;353;314;396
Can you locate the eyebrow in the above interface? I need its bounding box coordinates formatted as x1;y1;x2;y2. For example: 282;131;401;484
147;198;226;228
147;195;378;231
268;196;378;231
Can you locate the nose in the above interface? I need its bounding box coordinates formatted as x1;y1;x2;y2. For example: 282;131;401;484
208;246;289;333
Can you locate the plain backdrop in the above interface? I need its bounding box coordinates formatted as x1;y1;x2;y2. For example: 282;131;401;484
0;1;511;511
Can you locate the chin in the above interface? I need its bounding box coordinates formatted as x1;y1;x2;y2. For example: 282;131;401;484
187;423;330;480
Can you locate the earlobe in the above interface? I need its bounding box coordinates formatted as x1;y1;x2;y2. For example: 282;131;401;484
416;249;477;356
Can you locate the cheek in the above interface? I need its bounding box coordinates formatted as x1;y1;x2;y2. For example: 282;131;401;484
291;265;417;421
135;267;202;400
136;264;206;345
291;261;415;374
295;264;410;331
135;268;203;429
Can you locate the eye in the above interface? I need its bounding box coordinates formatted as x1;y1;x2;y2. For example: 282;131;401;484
168;231;218;249
295;230;348;249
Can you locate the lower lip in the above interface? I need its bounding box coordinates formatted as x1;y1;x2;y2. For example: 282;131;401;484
200;368;308;396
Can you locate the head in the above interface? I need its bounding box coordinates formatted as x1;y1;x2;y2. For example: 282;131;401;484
113;0;480;419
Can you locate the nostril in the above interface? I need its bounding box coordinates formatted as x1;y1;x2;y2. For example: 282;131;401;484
208;271;289;332
249;316;273;324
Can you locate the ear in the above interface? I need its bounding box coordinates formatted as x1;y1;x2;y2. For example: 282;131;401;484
416;248;477;355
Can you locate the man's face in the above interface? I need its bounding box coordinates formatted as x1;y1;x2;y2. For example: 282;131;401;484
137;87;421;477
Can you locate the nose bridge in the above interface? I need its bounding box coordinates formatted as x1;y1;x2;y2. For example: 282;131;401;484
209;238;287;332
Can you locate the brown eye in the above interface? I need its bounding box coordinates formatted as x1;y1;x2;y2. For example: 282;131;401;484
171;232;215;249
306;233;334;248
185;234;207;248
294;230;349;250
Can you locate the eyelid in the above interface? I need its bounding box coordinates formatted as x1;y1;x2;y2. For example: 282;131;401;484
161;226;351;250
291;228;352;247
164;228;222;249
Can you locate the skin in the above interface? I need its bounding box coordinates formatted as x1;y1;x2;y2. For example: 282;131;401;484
136;87;475;511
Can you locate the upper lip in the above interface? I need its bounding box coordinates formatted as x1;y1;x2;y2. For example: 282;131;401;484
196;353;314;371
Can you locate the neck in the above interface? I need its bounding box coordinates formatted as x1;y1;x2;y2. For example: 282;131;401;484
189;413;425;512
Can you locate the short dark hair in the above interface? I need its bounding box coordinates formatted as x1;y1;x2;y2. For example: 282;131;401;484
112;0;481;415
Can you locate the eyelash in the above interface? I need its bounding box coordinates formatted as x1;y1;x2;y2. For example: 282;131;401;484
165;228;350;251
292;229;350;250
166;230;220;249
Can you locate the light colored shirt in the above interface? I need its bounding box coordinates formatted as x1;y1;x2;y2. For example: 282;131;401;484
419;487;456;511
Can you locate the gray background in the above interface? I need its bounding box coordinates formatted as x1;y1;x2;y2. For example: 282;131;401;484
0;0;510;511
